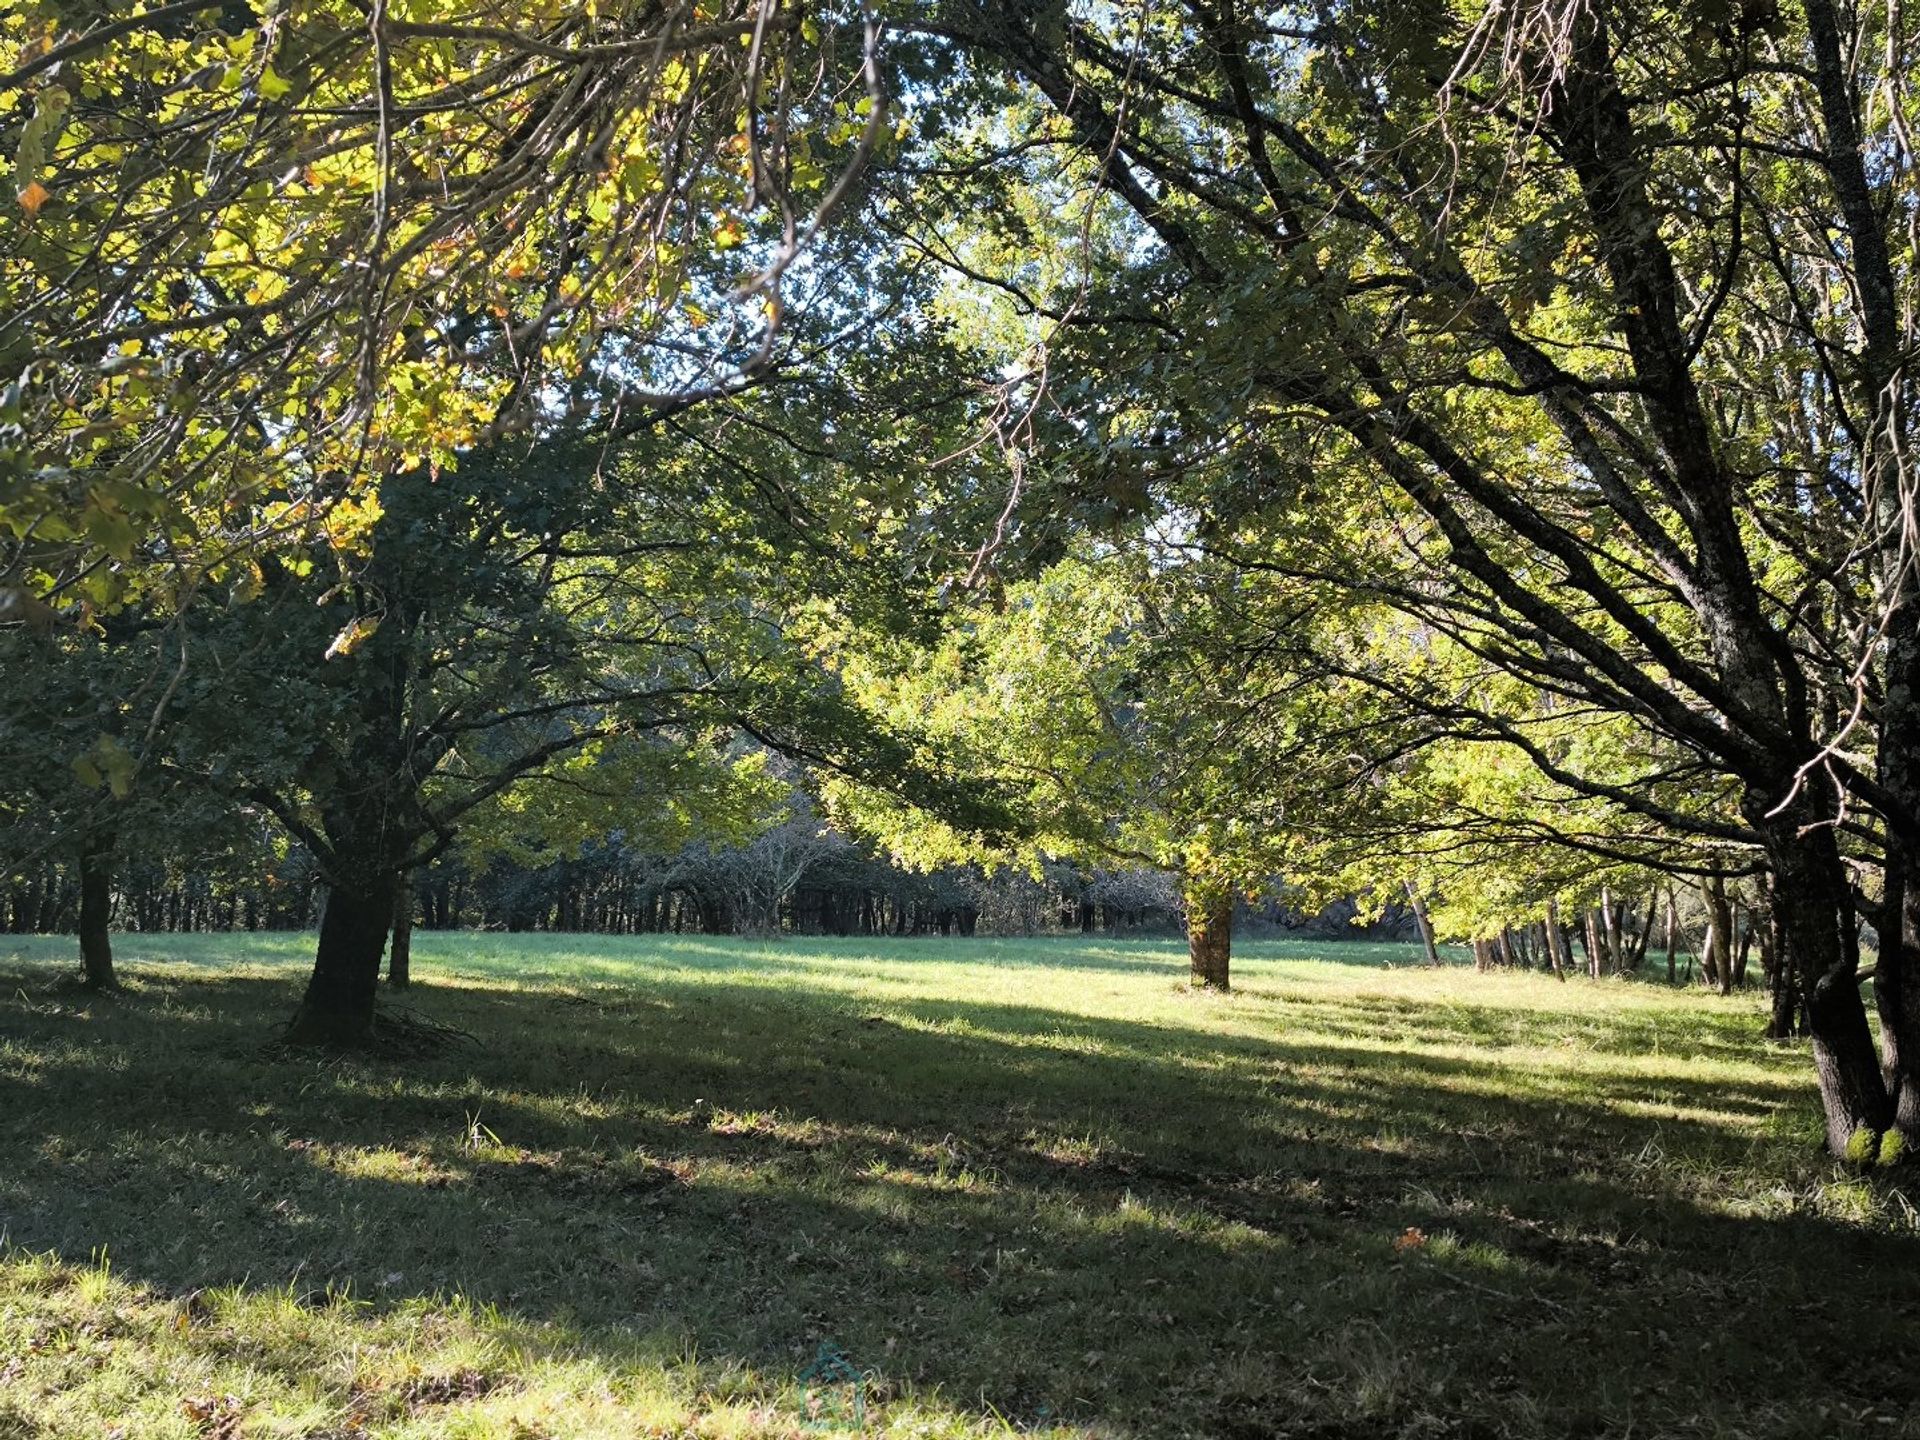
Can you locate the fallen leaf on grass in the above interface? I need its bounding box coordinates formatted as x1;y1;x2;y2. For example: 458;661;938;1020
179;1392;245;1438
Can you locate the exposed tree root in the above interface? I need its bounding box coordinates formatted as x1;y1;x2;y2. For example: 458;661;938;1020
271;1003;474;1058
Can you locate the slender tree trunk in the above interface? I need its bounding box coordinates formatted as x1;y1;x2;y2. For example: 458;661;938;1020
1625;895;1657;973
1664;886;1679;984
1601;886;1623;975
1763;882;1798;1040
1404;881;1441;965
1732;903;1754;988
388;877;413;989
287;873;396;1045
76;838;116;989
1543;898;1568;980
1705;876;1734;996
1697;882;1721;991
1185;882;1232;991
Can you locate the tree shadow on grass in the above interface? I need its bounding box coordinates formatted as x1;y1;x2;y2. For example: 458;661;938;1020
1;953;1917;1439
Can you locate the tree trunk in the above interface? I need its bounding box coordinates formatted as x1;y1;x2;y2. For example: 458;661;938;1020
1704;876;1734;996
1664;886;1679;984
1405;881;1441;965
1601;886;1624;976
287;874;396;1045
1697;882;1721;990
1543;898;1568;980
1786;0;1920;1152
1764;890;1798;1040
388;877;413;989
1752;798;1891;1157
1185;884;1232;991
1875;882;1920;1142
1872;714;1920;1139
1623;894;1656;973
76;838;116;989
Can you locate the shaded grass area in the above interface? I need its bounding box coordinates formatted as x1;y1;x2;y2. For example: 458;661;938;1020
2;932;1917;1438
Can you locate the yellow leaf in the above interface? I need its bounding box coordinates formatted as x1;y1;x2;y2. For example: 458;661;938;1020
231;560;264;604
325;615;381;660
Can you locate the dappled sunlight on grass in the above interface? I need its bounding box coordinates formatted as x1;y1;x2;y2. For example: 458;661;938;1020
2;932;1918;1437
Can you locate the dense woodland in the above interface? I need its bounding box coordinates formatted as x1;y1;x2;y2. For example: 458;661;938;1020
4;0;1920;1170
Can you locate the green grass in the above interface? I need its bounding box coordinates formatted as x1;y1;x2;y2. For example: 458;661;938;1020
2;932;1917;1439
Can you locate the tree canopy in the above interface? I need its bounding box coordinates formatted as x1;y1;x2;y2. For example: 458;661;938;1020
6;0;1920;1162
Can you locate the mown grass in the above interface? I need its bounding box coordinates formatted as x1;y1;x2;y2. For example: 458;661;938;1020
2;931;1916;1439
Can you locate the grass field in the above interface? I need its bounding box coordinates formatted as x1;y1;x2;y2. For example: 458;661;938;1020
2;932;1917;1439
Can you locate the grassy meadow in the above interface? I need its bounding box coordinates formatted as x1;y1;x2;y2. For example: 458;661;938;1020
1;932;1916;1438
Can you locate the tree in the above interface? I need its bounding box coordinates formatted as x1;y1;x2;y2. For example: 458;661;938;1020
903;0;1920;1159
0;613;240;987
827;554;1369;989
170;435;781;1041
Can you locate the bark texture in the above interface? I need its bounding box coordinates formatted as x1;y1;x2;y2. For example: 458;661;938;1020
76;839;115;990
1186;888;1232;991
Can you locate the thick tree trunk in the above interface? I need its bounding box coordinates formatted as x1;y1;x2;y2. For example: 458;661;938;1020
388;878;413;989
287;874;396;1045
1755;803;1891;1157
1185;886;1232;991
1874;888;1920;1140
1873;663;1920;1138
76;839;115;989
